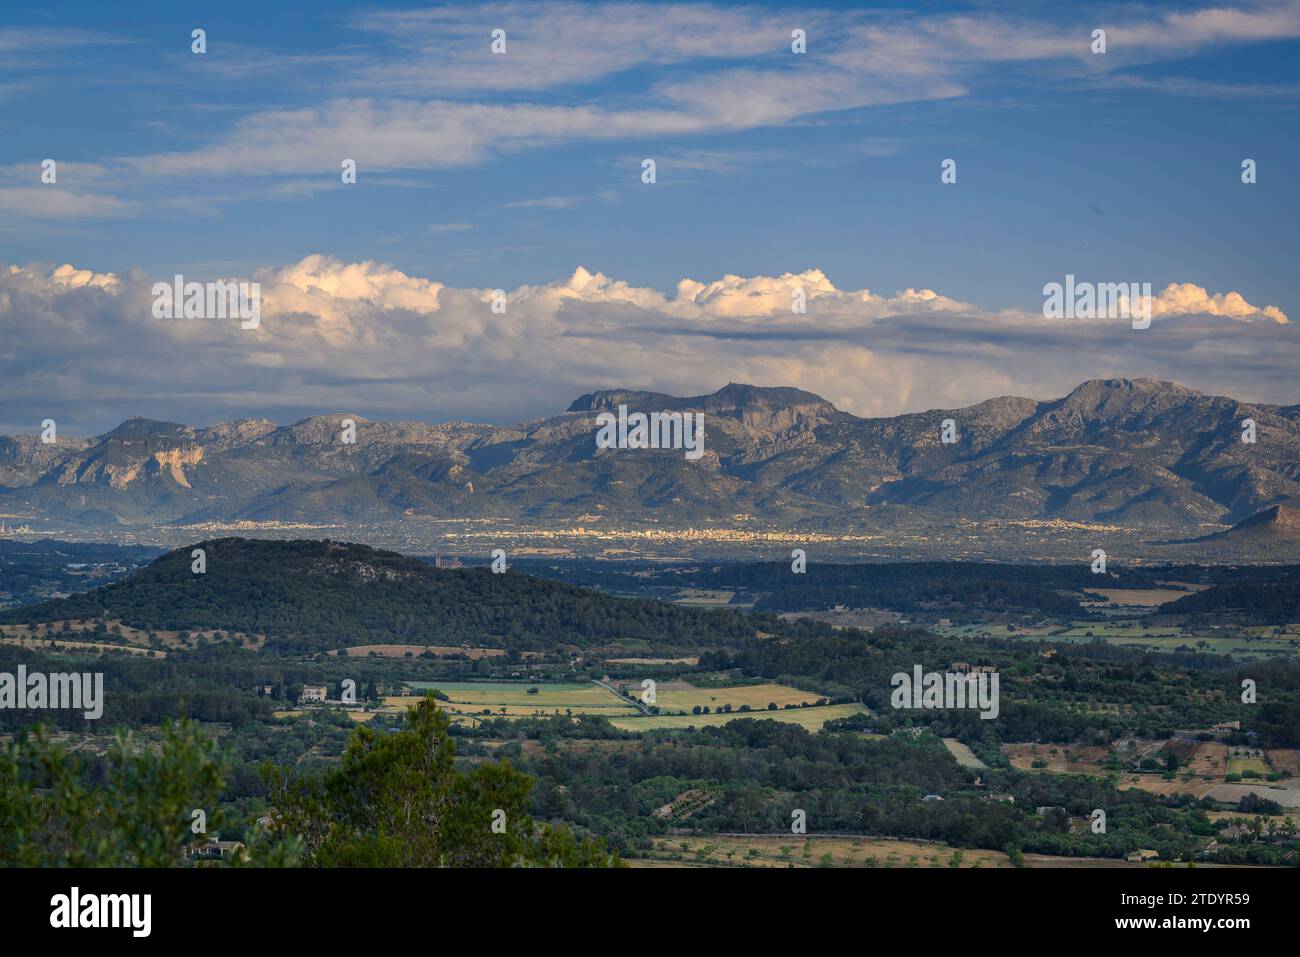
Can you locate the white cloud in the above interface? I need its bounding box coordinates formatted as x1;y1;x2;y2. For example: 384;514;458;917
0;188;131;220
45;263;119;290
348;2;805;95
1150;282;1289;323
107;1;1300;184
1;256;1292;434
498;195;585;209
0;26;124;57
257;254;445;325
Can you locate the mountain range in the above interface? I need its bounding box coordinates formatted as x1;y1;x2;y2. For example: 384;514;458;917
2;377;1298;540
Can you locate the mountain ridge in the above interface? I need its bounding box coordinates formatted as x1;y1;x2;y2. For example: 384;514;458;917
2;378;1297;535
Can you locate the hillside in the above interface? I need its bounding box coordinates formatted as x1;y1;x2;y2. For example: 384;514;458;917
1159;561;1300;623
687;560;1116;614
1196;504;1300;543
0;538;761;655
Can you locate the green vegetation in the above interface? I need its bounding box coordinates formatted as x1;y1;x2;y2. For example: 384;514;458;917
0;698;617;868
267;696;618;867
1161;568;1300;623
398;681;643;723
685;560;1156;614
611;702;868;732
704;624;1300;748
463;717;1298;865
0;538;764;655
2;539;1297;869
0;717;294;867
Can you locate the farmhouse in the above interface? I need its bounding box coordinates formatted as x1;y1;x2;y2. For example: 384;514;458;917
187;839;246;863
298;685;328;704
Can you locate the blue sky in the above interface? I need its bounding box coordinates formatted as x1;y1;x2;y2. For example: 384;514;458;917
1;1;1298;432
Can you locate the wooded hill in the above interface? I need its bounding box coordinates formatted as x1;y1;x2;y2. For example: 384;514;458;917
0;538;763;655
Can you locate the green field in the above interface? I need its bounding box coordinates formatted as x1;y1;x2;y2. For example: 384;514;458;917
398;681;642;720
942;738;988;770
387;681;866;733
672;589;735;606
610;702;869;733
646;681;822;713
1226;756;1271;777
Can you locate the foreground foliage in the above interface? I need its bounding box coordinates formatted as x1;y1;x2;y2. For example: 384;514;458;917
0;697;616;868
267;695;620;867
0;718;295;867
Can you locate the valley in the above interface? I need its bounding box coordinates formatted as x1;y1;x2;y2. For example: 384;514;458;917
2;537;1297;869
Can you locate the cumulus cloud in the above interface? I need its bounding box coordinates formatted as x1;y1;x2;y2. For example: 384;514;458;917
44;263;120;290
670;270;970;320
1150;282;1289;323
263;254;444;313
0;256;1293;434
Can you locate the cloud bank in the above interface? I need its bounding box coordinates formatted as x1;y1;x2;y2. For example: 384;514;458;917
0;257;1292;434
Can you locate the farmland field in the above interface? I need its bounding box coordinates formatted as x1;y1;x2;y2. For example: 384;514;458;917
943;738;988;769
1083;588;1199;606
398;681;641;720
331;644;508;659
630;835;1155;869
0;632;161;657
1003;742;1113;774
1227;755;1271;777
1268;749;1300;776
618;680;823;714
1204;780;1300;808
610;702;869;733
672;589;735;605
0;619;260;651
370;681;856;730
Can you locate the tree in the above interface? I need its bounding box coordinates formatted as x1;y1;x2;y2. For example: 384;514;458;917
0;719;295;867
265;695;619;867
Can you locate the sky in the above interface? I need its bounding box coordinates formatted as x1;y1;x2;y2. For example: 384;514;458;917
1;0;1298;434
